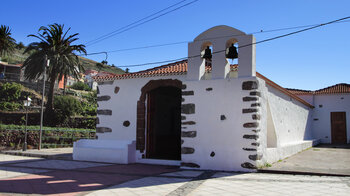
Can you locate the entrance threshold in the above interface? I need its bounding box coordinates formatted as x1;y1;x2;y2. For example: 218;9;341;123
137;158;181;166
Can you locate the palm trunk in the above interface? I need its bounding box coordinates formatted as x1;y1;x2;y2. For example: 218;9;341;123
63;76;67;95
46;74;57;114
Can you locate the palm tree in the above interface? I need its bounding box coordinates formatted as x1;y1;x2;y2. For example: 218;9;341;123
22;23;86;113
0;25;16;57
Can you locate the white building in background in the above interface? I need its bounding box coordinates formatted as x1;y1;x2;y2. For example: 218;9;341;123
73;26;349;171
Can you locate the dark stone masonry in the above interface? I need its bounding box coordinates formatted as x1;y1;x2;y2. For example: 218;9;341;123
96;127;112;133
243;97;258;102
182;91;194;96
182;121;196;125
251;103;261;107
181;147;195;154
249;154;262;161
242;108;258;113
97;109;112;115
97;95;111;101
243;148;257;151
220;115;226;120
123;121;130;127
241;162;257;169
249;91;261;97
182;104;195;114
181;131;197;138
243;122;259;128
252;114;260;120
114;86;120;94
243;134;259;140
242;81;258;90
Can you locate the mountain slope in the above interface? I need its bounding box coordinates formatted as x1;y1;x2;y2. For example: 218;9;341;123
1;47;125;74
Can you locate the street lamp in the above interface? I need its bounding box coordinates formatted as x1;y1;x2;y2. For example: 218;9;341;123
23;96;32;151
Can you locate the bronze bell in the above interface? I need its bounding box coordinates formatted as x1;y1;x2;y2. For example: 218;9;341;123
226;44;238;59
202;46;212;60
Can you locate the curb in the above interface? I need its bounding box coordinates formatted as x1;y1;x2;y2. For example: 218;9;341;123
0;151;72;160
258;169;350;177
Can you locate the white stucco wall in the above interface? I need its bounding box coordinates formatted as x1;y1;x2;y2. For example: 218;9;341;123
181;77;260;171
312;94;350;143
265;84;313;145
258;78;314;164
97;75;186;142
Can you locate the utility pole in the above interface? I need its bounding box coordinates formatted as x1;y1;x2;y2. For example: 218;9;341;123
39;56;49;150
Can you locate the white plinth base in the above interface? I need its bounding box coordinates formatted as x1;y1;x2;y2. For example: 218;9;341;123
265;139;320;164
73;139;136;164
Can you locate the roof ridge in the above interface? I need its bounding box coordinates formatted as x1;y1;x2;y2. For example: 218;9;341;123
315;83;350;92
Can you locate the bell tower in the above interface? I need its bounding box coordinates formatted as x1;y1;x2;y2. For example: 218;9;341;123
187;25;256;80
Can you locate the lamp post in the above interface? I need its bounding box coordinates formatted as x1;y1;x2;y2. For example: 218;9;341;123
39;56;50;150
23;96;32;151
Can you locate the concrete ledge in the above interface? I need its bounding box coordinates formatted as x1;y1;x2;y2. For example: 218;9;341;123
264;139;320;164
73;139;136;164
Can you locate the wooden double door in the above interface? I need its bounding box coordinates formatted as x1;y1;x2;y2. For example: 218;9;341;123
331;112;347;144
146;86;181;160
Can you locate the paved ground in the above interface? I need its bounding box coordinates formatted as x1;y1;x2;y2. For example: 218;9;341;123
0;154;349;195
2;148;73;160
262;144;350;176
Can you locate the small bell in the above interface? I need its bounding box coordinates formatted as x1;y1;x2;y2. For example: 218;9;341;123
226;44;238;59
202;46;212;60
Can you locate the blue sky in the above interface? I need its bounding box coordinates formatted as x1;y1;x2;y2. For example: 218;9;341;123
1;0;349;90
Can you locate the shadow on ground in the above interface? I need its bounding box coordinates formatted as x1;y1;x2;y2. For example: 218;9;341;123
0;163;178;195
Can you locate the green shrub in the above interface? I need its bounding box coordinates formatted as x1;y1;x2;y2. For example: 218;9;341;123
0;82;22;102
0;102;23;111
70;81;91;91
54;95;82;124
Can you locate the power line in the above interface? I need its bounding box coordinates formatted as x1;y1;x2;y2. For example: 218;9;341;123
116;16;350;68
85;0;199;46
85;19;350;54
85;0;187;45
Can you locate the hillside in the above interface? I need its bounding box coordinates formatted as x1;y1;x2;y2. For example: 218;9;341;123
1;47;125;75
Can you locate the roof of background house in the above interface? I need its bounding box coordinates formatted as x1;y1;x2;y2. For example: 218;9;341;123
94;60;314;108
94;71;118;78
85;69;99;75
287;83;350;95
0;62;22;68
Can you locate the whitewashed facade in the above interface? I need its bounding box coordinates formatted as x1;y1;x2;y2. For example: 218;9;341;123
74;26;348;171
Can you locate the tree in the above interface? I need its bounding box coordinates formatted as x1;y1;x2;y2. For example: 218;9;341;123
16;42;25;49
0;25;16;57
101;60;108;65
22;24;86;114
96;62;104;72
